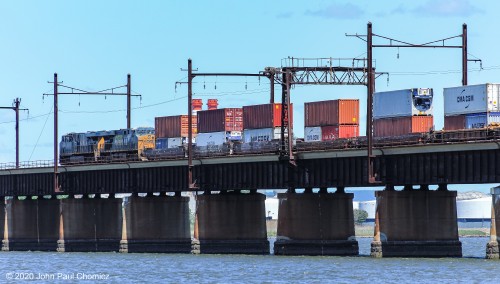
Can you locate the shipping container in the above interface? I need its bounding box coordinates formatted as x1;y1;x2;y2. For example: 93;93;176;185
465;112;500;129
304;125;359;141
167;137;183;148
322;125;359;140
155;115;197;138
155;138;168;149
197;108;243;133
305;99;359;127
243;128;283;143
444;83;500;115
374;116;433;137
195;132;227;147
444;115;466;130
373;88;433;119
243;103;294;129
304;127;322;142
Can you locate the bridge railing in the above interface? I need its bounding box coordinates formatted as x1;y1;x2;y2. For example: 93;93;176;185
0;160;54;170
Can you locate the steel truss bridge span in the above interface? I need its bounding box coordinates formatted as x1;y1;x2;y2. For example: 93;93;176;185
1;141;500;196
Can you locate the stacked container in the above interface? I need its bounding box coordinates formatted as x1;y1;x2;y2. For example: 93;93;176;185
373;88;434;137
443;83;500;130
242;103;293;143
304;99;359;142
154;115;197;149
196;108;243;146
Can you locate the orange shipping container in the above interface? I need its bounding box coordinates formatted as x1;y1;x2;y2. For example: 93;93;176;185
321;125;359;140
373;116;433;137
305;99;359;127
155;115;197;138
243;103;294;129
197;108;243;133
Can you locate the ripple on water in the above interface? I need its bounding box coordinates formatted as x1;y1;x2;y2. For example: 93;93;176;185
0;238;500;283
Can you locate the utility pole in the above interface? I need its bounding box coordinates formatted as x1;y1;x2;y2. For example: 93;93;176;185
367;22;375;183
127;74;131;128
347;22;480;183
462;24;468;86
54;73;59;192
178;59;276;189
44;74;141;192
187;59;194;189
0;98;29;168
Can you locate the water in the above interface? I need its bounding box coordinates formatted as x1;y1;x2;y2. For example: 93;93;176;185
1;238;499;283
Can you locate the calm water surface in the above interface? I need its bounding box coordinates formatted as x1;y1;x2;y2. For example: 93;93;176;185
1;237;499;283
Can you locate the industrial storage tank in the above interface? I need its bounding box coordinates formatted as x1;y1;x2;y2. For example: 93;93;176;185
358;200;376;221
456;191;491;228
373;88;433;118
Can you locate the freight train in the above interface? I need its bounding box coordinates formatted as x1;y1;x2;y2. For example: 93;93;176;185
59;124;500;164
60;127;155;164
59;84;500;164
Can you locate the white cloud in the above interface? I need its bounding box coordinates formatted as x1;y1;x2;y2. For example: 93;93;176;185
305;3;364;19
413;0;483;17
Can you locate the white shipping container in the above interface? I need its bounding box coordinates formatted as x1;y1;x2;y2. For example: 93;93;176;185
304;127;322;142
444;83;500;115
243;128;281;143
167;137;182;148
373;88;433;119
195;132;227;147
465;112;500;129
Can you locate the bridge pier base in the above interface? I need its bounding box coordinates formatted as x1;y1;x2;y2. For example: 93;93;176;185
3;197;59;251
371;189;462;258
119;194;191;253
58;196;122;252
195;191;269;254
486;187;500;259
273;191;358;256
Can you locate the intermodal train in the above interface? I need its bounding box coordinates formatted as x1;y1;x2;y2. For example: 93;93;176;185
60;127;155;164
59;125;500;164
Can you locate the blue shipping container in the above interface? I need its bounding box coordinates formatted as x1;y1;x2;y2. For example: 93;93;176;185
155;138;168;149
465;112;500;129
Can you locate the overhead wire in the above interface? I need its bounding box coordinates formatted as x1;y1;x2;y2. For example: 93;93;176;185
28;105;53;162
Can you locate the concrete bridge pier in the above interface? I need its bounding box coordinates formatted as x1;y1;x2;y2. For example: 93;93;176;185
3;196;59;251
119;193;191;253
57;194;122;252
370;185;462;258
194;190;269;254
274;187;358;256
486;186;500;259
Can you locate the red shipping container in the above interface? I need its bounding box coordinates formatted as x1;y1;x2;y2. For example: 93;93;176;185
197;108;243;133
305;99;359;127
444;115;466;130
155;115;197;138
374;116;433;137
321;125;359;140
243;103;294;129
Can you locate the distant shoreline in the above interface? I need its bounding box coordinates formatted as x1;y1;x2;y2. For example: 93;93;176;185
265;222;491;238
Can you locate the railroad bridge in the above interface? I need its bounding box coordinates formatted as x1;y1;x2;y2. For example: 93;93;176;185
1;140;500;258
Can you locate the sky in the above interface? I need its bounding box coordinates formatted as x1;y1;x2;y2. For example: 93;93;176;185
0;0;498;192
